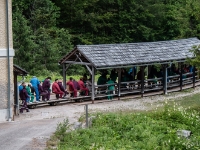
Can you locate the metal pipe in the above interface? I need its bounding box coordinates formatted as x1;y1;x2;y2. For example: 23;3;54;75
6;0;11;121
16;81;19;115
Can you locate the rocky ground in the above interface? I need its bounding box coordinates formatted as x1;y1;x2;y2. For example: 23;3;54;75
0;87;199;150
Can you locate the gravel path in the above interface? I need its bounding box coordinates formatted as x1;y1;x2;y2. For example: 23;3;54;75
0;87;199;150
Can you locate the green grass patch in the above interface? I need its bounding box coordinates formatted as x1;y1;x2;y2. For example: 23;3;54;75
164;93;200;112
52;106;200;150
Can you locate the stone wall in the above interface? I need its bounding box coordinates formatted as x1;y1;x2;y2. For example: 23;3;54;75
0;58;14;109
0;0;14;121
0;0;13;49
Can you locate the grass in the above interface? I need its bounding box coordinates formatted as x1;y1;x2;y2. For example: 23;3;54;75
52;108;200;150
46;92;200;150
163;93;200;112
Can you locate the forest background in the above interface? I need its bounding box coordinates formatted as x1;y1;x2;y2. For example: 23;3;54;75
12;0;200;76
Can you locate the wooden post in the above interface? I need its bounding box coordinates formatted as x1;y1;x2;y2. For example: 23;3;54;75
118;68;121;100
165;66;168;94
148;65;151;78
162;65;165;94
62;64;66;89
141;66;145;97
180;62;183;91
163;65;168;95
91;67;95;104
131;66;135;80
193;66;196;88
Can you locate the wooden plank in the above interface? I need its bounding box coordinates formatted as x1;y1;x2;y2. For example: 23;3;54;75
24;80;200;109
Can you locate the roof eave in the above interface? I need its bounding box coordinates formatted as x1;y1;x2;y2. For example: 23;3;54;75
95;59;190;70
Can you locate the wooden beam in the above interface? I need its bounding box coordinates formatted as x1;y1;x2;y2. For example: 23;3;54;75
91;67;95;104
193;66;196;88
163;65;168;95
63;64;66;89
118;68;121;100
180;62;183;91
60;48;78;64
75;53;92;75
141;66;145;97
64;61;92;66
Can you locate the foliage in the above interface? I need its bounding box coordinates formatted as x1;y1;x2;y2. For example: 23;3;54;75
55;119;69;139
187;45;200;69
12;7;36;70
12;0;72;75
55;106;200;150
12;0;200;75
53;0;200;45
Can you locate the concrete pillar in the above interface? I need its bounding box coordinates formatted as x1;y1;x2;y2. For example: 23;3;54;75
0;0;15;121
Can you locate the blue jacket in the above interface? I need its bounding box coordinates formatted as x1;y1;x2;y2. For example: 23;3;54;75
30;77;40;88
19;85;23;92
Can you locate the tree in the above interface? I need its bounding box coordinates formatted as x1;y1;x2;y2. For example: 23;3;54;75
188;45;200;69
13;0;72;75
12;7;36;71
13;0;200;75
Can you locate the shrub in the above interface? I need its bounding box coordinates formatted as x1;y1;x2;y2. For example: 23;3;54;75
55;106;200;150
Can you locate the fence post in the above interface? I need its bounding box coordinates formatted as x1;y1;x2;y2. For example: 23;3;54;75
85;104;88;127
180;62;183;91
193;66;196;88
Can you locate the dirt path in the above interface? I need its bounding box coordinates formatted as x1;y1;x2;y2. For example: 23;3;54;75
0;103;85;150
0;87;199;150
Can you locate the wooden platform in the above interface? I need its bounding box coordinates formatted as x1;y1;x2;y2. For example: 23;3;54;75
24;81;200;109
26;95;91;109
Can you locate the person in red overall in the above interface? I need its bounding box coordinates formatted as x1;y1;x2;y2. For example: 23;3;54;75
78;77;89;96
52;79;64;99
67;77;77;97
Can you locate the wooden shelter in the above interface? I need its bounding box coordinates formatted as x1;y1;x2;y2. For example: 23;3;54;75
59;37;200;103
13;64;28;115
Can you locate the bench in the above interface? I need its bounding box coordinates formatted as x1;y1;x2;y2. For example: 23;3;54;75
66;85;84;97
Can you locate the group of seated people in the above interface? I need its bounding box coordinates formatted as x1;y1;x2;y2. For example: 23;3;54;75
22;64;195;102
19;75;92;103
63;76;92;98
52;75;92;98
147;64;195;81
138;64;196;88
96;64;196;91
97;68;136;85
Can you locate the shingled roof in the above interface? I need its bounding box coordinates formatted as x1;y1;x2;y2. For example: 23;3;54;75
13;64;28;76
59;37;200;69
